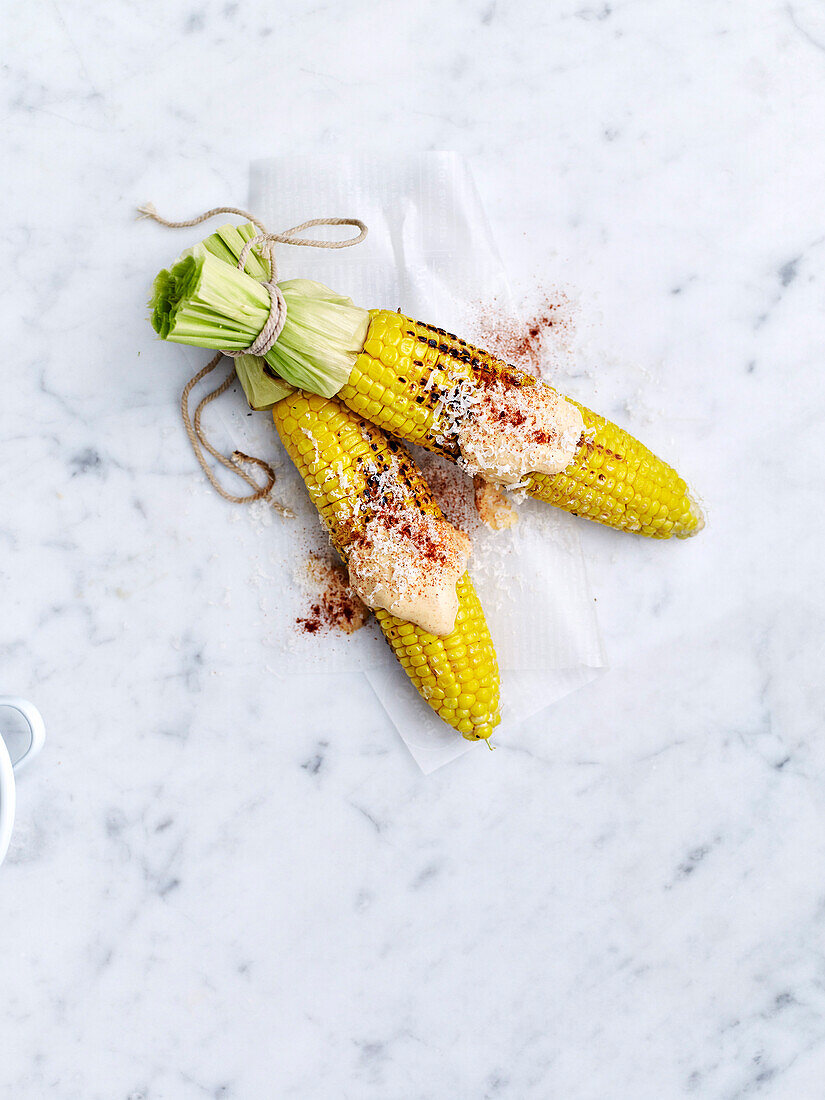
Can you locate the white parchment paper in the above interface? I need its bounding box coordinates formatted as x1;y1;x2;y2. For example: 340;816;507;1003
237;153;606;771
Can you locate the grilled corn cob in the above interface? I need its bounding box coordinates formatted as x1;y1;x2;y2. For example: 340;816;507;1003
340;311;704;539
273;390;501;740
151;223;703;539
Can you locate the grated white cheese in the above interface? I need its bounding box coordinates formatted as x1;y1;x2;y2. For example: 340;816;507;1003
346;508;471;636
456;380;583;485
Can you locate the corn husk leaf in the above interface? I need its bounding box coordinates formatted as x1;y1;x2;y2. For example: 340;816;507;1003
234;354;294;410
150;223;369;400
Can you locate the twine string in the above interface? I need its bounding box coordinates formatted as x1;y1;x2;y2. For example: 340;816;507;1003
224;232;287;359
140;203;367;508
180;352;290;510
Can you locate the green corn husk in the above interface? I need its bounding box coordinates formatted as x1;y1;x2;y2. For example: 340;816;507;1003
234;354;294;410
149;223;370;400
195;221;270;280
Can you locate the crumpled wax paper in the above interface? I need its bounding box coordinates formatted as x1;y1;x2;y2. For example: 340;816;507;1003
217;153;606;771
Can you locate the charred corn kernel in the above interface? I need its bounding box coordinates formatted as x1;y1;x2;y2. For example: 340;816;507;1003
272;390;501;740
338;311;703;539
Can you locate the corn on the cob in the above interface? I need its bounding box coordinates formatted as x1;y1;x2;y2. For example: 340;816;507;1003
150;224;703;539
340;311;703;539
272;391;501;740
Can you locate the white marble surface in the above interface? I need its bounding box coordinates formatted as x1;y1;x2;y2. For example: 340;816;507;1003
3;0;825;1096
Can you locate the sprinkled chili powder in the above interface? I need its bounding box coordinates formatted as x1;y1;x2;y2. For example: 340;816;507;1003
296;556;370;635
467;290;574;377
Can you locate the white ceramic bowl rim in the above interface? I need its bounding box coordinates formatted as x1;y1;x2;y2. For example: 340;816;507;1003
0;734;16;867
0;698;45;867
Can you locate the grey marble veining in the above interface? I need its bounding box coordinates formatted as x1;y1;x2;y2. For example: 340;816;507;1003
3;0;825;1096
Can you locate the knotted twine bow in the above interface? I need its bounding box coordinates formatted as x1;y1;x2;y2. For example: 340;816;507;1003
138;203;368;509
